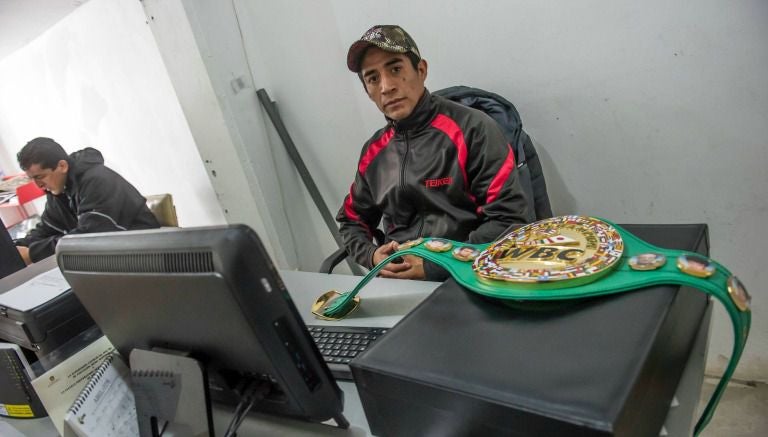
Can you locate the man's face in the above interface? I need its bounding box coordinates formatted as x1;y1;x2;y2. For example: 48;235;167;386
360;47;428;121
25;160;68;195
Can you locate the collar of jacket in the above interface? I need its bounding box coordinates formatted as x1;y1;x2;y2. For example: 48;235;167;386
63;147;105;197
388;89;437;133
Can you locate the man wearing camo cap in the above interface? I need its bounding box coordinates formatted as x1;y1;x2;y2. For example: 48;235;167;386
336;25;529;280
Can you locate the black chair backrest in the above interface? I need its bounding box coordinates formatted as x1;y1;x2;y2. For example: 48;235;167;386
434;86;553;222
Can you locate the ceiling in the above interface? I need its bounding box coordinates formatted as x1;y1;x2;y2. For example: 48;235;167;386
0;0;90;61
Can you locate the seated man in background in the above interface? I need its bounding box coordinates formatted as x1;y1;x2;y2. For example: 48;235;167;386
337;25;529;281
14;137;160;264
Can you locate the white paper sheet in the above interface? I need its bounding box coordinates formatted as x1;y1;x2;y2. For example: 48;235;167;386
63;354;138;437
31;336;115;436
0;268;70;311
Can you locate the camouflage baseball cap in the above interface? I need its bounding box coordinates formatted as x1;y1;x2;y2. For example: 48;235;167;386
347;25;421;72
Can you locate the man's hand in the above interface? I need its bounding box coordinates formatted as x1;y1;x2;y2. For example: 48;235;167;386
373;242;426;280
380;254;425;280
17;246;32;265
372;241;406;271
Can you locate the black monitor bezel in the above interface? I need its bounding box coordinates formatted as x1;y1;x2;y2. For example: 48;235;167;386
1;216;26;280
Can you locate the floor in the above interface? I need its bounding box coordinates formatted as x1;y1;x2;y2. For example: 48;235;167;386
697;378;768;436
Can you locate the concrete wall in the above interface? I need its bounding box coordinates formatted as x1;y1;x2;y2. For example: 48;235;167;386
0;0;225;228
140;0;298;268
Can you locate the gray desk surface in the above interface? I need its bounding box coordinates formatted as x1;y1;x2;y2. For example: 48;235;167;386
1;270;440;436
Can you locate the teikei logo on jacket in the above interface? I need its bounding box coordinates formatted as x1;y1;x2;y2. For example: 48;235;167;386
473;216;624;285
424;176;453;188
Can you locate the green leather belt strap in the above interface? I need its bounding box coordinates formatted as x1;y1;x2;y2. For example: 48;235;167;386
317;217;750;436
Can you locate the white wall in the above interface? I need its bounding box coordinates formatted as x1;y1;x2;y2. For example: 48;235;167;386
0;0;225;227
232;0;369;274
228;0;767;381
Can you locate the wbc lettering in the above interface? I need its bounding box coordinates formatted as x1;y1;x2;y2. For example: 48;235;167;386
474;216;624;284
498;246;584;262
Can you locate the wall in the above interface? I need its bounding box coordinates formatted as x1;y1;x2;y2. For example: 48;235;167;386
0;0;225;227
140;0;298;268
232;0;377;274
228;0;767;380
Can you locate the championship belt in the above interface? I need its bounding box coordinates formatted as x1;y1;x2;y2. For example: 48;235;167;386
313;216;751;436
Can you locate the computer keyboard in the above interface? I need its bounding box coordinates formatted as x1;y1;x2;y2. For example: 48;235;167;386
307;325;389;380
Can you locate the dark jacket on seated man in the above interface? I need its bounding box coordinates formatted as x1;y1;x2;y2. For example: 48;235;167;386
15;147;160;262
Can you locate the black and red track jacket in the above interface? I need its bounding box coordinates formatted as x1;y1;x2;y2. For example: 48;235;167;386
336;90;529;279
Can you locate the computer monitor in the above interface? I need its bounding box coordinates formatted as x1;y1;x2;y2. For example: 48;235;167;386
55;224;347;429
1;216;26;280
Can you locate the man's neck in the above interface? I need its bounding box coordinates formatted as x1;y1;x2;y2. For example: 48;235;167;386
389;89;431;132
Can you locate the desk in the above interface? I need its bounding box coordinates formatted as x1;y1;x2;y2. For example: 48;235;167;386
1;266;708;436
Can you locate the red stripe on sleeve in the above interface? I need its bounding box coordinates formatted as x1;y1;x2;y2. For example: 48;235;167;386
359;128;394;175
343;184;372;237
343;186;360;222
485;143;516;205
348;129;393;236
430;114;469;187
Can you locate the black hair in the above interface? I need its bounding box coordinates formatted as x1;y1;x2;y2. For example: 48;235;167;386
356;48;421;86
17;137;69;171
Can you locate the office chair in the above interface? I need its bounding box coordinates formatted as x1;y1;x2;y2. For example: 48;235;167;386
145;193;179;227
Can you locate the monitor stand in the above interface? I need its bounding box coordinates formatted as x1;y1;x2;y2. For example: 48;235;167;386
129;348;350;435
129;348;212;437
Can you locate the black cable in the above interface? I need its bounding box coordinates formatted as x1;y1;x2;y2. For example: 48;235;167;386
223;380;270;437
149;416;169;436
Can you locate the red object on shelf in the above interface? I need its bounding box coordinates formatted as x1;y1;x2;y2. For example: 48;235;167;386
16;181;45;205
2;172;24;181
14;181;46;220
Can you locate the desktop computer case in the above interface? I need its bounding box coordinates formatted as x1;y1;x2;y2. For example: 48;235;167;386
351;224;710;436
0;258;95;356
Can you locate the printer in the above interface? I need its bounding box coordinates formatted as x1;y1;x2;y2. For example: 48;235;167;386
0;256;95;357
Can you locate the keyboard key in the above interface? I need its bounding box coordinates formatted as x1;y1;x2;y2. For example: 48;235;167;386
307;325;390;380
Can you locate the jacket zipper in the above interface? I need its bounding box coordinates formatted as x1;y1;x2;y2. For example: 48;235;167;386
402;131;425;238
400;131;410;192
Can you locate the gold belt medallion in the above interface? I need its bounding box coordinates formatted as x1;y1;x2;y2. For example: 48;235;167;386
474;216;624;286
